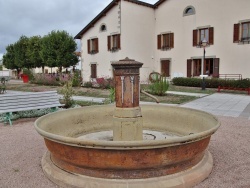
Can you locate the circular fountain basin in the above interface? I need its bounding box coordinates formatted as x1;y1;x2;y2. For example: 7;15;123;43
35;104;220;187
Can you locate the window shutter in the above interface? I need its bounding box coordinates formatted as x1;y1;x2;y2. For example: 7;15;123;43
157;35;161;49
87;39;90;54
209;27;214;45
213;58;219;78
187;59;192;77
117;34;121;49
193;30;198;46
233;24;240;43
108;36;111;51
95;38;99;53
170;33;174;48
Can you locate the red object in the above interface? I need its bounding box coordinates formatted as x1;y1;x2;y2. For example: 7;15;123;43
218;86;250;95
22;74;29;83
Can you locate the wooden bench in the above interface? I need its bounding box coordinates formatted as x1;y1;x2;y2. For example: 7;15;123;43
218;86;250;95
0;91;62;125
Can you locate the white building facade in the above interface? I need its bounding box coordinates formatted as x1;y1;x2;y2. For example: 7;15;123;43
75;0;250;83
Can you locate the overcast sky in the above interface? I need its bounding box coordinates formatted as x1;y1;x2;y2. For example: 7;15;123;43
0;0;158;59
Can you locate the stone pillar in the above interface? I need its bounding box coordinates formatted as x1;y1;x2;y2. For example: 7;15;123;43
111;57;143;141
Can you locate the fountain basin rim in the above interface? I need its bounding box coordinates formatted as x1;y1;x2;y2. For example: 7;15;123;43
37;132;216;150
35;104;220;150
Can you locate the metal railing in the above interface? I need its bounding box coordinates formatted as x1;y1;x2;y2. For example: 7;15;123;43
219;74;242;80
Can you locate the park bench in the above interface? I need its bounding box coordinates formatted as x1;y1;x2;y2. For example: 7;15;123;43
0;91;62;125
217;86;250;95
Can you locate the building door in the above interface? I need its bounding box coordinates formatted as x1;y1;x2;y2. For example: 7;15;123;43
204;59;211;75
91;64;97;78
161;60;170;77
204;58;219;76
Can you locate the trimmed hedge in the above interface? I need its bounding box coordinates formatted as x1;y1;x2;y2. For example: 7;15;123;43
172;77;250;88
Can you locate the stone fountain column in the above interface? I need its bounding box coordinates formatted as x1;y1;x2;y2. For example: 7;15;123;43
111;57;143;141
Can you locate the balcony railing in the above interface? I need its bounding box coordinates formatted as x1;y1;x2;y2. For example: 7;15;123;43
196;41;210;48
240;37;250;44
90;50;98;54
110;47;119;53
161;45;170;50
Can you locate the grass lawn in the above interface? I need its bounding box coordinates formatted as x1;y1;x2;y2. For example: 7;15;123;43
6;82;205;105
168;84;216;94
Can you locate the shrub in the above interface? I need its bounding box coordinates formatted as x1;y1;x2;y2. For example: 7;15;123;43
32;73;73;86
32;74;61;86
172;77;250;88
172;77;201;87
61;81;74;108
96;77;114;89
109;87;115;103
59;74;71;85
22;68;34;81
83;81;93;88
234;79;250;88
148;76;169;96
72;71;82;87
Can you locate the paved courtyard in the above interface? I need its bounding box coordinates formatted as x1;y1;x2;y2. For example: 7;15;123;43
181;93;250;119
1;91;250;187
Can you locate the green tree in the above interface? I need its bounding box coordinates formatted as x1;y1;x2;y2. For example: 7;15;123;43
3;44;21;75
14;36;31;69
0;58;2;70
27;36;44;72
41;30;78;72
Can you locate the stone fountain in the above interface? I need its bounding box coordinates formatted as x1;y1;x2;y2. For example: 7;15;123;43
35;58;220;188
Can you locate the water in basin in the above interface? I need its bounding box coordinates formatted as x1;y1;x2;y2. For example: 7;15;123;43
77;130;181;141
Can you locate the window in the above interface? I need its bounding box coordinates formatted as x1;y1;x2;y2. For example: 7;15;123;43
193;27;214;47
234;21;250;43
187;58;219;78
91;64;97;78
157;33;174;50
200;28;209;42
183;6;195;16
242;22;250;40
100;24;107;32
87;38;99;54
108;34;121;52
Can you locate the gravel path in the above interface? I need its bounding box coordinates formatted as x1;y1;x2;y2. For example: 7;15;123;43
0;116;250;188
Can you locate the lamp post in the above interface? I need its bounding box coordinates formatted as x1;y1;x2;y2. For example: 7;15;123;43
200;38;209;90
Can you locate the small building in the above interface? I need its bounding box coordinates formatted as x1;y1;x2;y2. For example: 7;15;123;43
34;51;82;74
75;0;250;83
